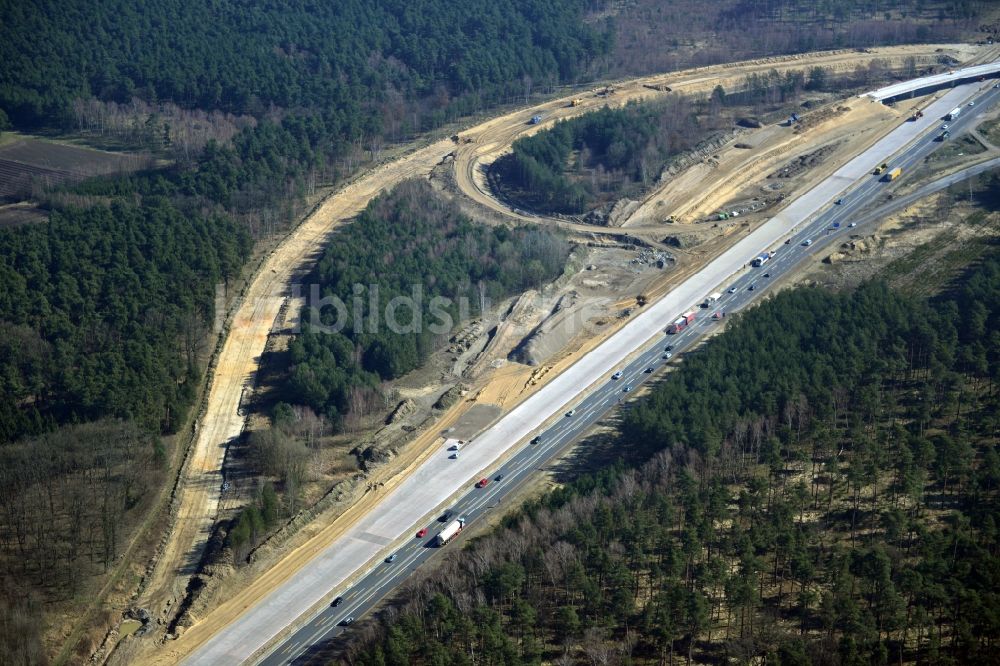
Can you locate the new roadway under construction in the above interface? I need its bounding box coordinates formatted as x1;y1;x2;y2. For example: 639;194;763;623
133;44;1000;666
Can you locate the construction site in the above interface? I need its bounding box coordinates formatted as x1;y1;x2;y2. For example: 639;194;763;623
99;42;1000;665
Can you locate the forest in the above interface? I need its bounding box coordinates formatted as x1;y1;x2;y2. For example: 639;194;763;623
338;255;1000;665
0;0;609;129
491;99;713;214
284;180;569;431
0;199;251;443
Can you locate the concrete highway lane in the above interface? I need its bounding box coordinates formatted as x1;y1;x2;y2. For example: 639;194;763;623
238;81;1000;666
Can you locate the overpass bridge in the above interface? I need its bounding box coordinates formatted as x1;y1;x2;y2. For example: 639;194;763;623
865;59;1000;103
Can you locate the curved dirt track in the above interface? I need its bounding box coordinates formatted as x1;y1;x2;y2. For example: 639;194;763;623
451;43;985;233
137;42;988;661
139;138;454;618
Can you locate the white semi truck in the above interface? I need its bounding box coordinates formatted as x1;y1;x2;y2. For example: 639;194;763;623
435;518;465;546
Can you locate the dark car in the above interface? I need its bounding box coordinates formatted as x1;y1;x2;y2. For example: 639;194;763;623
530;436;541;445
331;596;344;607
748;284;756;291
645;367;654;373
763;273;770;278
341;617;354;626
495;473;504;482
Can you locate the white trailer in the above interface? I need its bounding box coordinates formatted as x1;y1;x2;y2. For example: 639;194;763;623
946;107;962;121
435;518;465;546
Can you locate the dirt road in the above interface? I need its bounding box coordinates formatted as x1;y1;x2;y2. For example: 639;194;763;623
137;42;988;663
138;138;454;620
451;44;980;235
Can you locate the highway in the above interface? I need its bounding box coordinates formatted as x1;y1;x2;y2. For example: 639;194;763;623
249;83;1000;665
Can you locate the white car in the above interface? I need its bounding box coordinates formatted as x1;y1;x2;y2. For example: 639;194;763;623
848;222;857;228
802;239;813;246
728;286;738;294
942;124;949;130
612;370;623;380
968;101;974;107
565;409;576;417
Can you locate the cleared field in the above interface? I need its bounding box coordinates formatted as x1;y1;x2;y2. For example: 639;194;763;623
0;158;69;198
0;136;150;199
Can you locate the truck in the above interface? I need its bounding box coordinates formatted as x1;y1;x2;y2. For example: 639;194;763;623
946;107;962;121
529;115;543;125
435;518;465;546
751;252;772;267
883;167;902;182
703;292;722;308
873;163;889;175
666;311;696;334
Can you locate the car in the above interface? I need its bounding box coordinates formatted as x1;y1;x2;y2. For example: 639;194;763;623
623;386;631;392
495;473;504;482
416;528;428;538
785;238;792;244
763;272;770;278
331;596;344;607
802;239;812;246
942;124;949;130
385;553;397;563
748;284;756;291
994;83;999;89
439;511;453;522
968;101;975;106
848;222;857;228
612;370;623;380
565;409;576;417
664;345;673;352
835;198;843;205
662;352;672;359
476;478;489;488
645;367;654;373
449;452;459;459
728;286;739;293
530;436;541;445
341;617;354;626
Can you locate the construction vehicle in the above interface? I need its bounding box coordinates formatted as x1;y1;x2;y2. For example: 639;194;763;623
910;110;924;121
435;517;465;546
873;163;889;175
666;311;696;334
636;294;648;307
569;98;582;107
883;167;903;182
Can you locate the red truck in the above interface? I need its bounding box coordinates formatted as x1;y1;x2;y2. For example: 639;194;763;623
666;311;696;334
